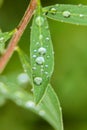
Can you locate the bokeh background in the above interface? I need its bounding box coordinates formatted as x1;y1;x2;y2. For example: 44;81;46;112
0;0;87;130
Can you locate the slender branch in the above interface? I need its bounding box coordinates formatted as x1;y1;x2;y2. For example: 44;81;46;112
0;0;37;73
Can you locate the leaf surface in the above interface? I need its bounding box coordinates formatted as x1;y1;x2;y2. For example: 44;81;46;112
44;4;87;26
30;6;54;103
0;76;63;130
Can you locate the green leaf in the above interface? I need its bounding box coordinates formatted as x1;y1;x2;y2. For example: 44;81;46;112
16;47;32;82
43;4;87;26
0;29;16;54
30;6;54;104
0;78;63;130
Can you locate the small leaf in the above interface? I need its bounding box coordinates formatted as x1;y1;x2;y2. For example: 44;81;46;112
0;78;63;130
16;47;31;82
0;29;16;54
44;4;87;26
30;6;54;103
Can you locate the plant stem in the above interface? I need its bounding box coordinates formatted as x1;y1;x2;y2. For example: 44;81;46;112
0;0;37;73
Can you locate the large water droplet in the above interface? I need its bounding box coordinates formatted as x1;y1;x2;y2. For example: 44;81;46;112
38;47;46;55
50;7;57;15
36;16;44;26
17;73;30;85
34;77;42;85
35;56;45;65
62;11;71;18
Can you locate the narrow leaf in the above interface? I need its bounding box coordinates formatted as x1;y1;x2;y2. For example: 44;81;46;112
44;4;87;26
0;78;63;130
30;6;54;103
0;29;16;54
16;47;31;81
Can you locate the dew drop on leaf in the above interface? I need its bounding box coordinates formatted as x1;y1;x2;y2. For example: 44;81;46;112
46;37;50;41
38;47;46;55
17;73;30;85
32;67;36;70
39;34;43;40
62;11;71;18
79;14;84;18
36;16;44;26
50;7;57;15
34;77;42;85
34;49;37;52
45;65;48;68
25;101;35;108
35;56;45;65
32;55;37;58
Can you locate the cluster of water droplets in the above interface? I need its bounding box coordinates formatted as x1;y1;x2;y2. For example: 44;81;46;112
32;15;50;86
48;5;85;20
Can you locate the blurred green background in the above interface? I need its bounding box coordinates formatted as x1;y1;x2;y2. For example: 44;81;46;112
0;0;87;130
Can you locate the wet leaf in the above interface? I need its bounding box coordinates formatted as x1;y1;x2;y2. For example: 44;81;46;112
0;78;63;130
44;4;87;26
30;6;54;103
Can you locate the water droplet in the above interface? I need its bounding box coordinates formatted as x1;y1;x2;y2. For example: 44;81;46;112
41;65;44;68
34;77;42;85
17;73;30;85
47;55;50;58
79;14;84;18
39;110;45;116
38;47;46;55
45;65;48;68
32;67;36;70
39;34;43;40
36;16;44;26
45;72;48;75
62;11;71;18
46;37;50;41
32;55;36;58
35;56;45;65
41;68;44;72
34;50;37;52
50;7;57;15
25;101;35;108
36;42;39;45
